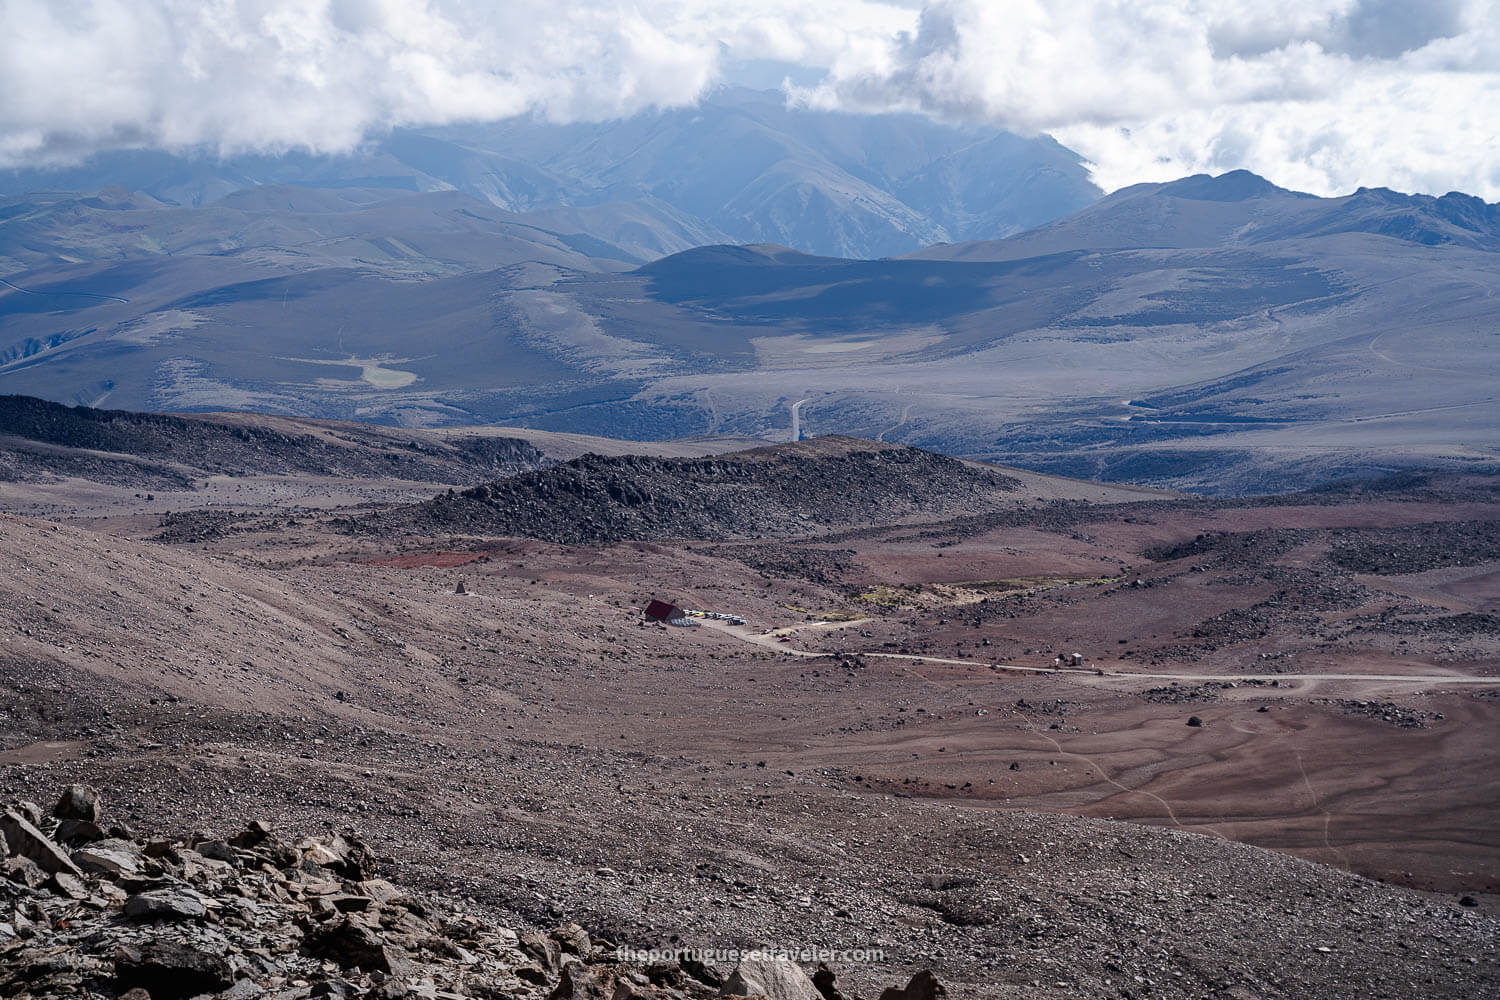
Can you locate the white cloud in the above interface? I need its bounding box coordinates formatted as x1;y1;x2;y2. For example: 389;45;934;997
0;0;741;165
0;0;915;165
793;0;1500;198
1052;70;1500;199
0;0;1497;199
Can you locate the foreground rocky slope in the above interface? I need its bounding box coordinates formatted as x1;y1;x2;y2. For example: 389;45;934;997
3;785;942;1000
4;696;1496;1000
357;439;1020;543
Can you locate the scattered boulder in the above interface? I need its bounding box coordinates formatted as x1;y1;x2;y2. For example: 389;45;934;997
1187;715;1204;727
194;839;239;865
645;961;684;988
0;807;84;877
229;819;273;846
877;970;947;1000
218;982;266;1000
72;838;144;878
123;887;208;922
2;855;48;888
553;921;594;959
53;784;102;823
522;931;564;972
142;838;178;860
54;818;107;845
298;831;373;879
551;960;610;1000
516;965;552;986
115;941;236;1000
47;871;91;900
812;963;850;1000
720;957;821;1000
682;955;725;988
358;877;404;905
227;822;300;867
304;916;416;977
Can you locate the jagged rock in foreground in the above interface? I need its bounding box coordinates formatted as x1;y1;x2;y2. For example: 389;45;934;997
0;789;932;1000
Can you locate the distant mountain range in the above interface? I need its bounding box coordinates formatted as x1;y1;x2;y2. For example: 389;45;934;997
919;169;1500;259
1;163;1497;492
0;88;1099;260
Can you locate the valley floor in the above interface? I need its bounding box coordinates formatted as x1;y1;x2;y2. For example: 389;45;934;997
2;452;1498;997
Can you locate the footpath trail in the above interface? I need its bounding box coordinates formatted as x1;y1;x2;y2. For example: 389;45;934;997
697;618;1500;687
0;276;129;304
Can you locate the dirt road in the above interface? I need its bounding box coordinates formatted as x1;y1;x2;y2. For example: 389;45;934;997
698;618;1499;687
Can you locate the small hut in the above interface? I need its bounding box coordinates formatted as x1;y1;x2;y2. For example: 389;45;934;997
644;600;686;624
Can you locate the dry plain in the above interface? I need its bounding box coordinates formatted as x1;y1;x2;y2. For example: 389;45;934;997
1;419;1497;998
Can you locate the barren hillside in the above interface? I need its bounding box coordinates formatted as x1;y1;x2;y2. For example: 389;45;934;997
359;437;1022;543
0;410;1497;998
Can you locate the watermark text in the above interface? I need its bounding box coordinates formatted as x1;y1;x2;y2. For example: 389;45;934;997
615;945;884;965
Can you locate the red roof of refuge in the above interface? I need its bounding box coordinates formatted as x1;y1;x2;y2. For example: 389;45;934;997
644;600;681;620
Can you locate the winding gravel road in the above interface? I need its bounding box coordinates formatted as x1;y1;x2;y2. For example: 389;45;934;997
699;618;1498;687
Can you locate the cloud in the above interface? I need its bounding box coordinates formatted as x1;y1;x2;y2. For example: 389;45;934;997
0;0;1496;200
0;0;917;168
794;0;1500;198
0;0;725;166
1051;71;1500;200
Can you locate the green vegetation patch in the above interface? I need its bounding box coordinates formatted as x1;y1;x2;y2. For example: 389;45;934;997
854;575;1123;608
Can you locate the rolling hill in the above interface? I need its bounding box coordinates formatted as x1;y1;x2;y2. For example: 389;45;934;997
917;169;1500;259
0;185;648;279
359;436;1023;544
0;393;548;490
1;170;1496;492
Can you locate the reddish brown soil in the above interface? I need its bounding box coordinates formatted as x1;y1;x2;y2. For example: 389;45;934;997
362;550;491;568
3;466;1499;996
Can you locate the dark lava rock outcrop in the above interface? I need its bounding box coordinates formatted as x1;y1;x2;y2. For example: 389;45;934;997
357;438;1021;543
1327;519;1500;574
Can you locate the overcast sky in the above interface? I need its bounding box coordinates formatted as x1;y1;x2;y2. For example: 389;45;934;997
2;0;1496;198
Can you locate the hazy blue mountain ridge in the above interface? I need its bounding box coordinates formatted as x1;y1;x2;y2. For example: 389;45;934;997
0;88;1101;260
